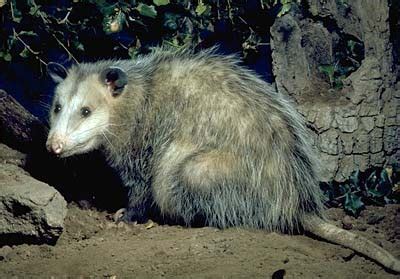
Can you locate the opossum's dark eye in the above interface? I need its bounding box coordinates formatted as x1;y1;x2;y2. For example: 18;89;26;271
54;104;61;114
80;107;91;118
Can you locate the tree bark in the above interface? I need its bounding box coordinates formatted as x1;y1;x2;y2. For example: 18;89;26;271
271;0;399;181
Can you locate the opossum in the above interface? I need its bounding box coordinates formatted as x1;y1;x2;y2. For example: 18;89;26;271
46;47;400;272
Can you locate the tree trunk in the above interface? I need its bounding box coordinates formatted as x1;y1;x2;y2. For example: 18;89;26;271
271;0;399;181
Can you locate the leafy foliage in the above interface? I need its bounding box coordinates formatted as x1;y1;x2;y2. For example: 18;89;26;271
0;0;299;71
320;166;400;216
318;37;364;89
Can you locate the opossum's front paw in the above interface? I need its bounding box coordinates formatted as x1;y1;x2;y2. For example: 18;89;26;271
112;207;148;224
113;208;128;223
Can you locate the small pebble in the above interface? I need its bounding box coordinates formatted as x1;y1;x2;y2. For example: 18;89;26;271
342;215;353;230
0;245;13;260
366;214;385;225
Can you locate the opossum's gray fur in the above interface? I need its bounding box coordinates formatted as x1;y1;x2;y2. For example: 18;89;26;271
90;47;324;231
48;47;400;272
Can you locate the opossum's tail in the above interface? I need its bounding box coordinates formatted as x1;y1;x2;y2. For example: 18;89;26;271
303;215;400;273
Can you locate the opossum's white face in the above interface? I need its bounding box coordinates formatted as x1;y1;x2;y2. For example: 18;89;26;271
46;63;127;157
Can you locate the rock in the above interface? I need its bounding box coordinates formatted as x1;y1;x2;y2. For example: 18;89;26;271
352;132;369;154
335;115;359;133
366;213;385;225
360;117;375;132
339;133;353;155
319;153;339;182
374;115;385;127
358;99;382;117
0;143;26;167
314;105;334;132
369;128;383;154
342;215;354;230
335;155;355;181
369;152;385;166
384;126;399;154
0;163;67;244
0;89;47;154
271;14;312;98
0;245;12;261
319;129;339;155
353;154;369;171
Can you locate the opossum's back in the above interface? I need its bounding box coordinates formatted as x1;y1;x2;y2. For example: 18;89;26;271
148;54;295;148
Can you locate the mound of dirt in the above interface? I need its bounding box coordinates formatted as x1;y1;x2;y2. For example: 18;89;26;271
0;204;399;278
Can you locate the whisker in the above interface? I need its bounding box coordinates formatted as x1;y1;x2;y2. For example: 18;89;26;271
102;131;115;151
38;102;52;110
71;124;111;137
104;129;119;139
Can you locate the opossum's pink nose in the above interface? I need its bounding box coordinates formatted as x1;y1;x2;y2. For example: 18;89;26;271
51;142;64;154
46;135;65;155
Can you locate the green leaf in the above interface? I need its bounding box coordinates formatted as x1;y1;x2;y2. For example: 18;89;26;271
12;16;22;23
366;170;378;189
347;40;356;53
10;0;22;22
318;64;335;85
164;12;179;30
19;48;30;58
380;168;390;183
340;183;351;195
137;4;157;18
195;1;209;16
277;3;291;17
367;188;384;198
153;0;170;6
103;11;126;34
377;169;393;196
3;53;12;62
73;41;85;51
98;2;116;15
128;47;140;59
348;170;360;187
29;4;41;16
344;192;364;216
19;31;37;37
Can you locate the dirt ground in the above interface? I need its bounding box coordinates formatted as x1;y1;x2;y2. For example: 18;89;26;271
0;203;399;279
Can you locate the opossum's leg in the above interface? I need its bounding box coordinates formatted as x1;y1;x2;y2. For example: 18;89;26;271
115;166;152;223
153;144;237;226
114;185;151;223
122;184;152;223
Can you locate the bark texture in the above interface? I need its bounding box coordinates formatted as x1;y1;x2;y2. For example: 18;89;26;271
271;0;399;181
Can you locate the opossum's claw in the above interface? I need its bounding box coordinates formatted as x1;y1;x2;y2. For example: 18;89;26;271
113;208;127;223
112;207;149;224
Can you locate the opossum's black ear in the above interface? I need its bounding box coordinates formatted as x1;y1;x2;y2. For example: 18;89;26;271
47;62;68;83
100;67;128;97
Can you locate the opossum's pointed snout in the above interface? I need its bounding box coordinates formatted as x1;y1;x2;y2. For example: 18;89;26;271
51;142;64;155
46;135;66;156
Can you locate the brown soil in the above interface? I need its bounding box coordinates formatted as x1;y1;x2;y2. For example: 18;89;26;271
0;204;399;279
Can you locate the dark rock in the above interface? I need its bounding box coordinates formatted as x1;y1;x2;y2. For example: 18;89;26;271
0;89;47;154
366;213;385;225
